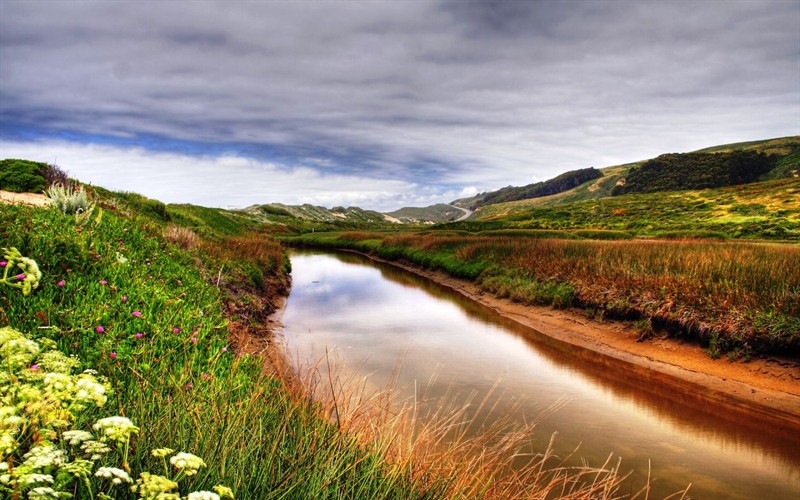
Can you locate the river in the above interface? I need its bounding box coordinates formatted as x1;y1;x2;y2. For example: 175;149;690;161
280;250;800;499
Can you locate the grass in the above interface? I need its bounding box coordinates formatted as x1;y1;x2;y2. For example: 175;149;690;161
289;231;800;357
460;178;800;240
2;189;637;498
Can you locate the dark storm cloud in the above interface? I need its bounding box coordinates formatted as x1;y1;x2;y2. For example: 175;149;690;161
1;0;797;209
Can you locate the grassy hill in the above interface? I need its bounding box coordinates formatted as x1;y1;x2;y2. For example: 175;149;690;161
385;203;463;223
455;136;800;215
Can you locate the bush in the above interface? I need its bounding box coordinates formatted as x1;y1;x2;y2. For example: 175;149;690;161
45;183;95;216
0;159;48;193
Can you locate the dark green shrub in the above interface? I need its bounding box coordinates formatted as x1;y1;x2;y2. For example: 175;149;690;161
0;158;48;192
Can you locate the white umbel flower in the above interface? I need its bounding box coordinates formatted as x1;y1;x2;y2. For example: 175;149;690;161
95;466;132;484
169;452;206;475
93;416;139;442
187;492;220;500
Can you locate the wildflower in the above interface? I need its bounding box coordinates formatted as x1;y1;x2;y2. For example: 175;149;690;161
170;452;206;475
62;430;94;446
95;466;132;484
80;440;111;460
151;447;175;458
131;472;178;497
136;333;144;339
57;280;64;287
27;486;59;499
109;352;116;359
100;279;107;285
96;326;105;333
19;473;54;486
30;364;39;370
60;459;93;478
15;273;26;280
191;337;198;343
0;261;5;267
122;296;128;302
201;373;210;380
93;416;139;443
221;347;227;353
187;492;221;500
213;485;235;499
132;311;142;317
173;327;180;334
22;444;66;469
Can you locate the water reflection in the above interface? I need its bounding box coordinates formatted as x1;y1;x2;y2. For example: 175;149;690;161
282;250;800;499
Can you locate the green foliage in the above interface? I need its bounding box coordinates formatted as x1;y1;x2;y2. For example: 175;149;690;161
612;151;777;196
1;247;42;296
0;159;48;193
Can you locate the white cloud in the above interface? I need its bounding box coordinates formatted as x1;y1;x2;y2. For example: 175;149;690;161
0;140;439;211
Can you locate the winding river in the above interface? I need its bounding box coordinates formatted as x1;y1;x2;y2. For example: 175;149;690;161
280;250;800;499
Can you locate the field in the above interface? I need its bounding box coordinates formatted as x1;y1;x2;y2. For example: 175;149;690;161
1;191;629;499
289;231;800;358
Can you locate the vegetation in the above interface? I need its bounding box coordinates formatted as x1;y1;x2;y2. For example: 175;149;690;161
612;151;778;196
2;183;631;498
289;231;800;358
385;203;463;223
467;178;800;240
461;167;603;209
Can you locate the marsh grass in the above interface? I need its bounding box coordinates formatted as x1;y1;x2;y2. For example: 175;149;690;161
292;350;646;499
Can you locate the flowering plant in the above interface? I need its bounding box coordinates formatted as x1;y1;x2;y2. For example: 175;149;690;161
0;247;42;296
0;327;234;499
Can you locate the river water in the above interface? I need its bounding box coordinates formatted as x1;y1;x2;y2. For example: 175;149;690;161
281;250;800;499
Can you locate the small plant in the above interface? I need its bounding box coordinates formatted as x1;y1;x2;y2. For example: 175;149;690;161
165;225;200;249
45;182;95;217
0;247;41;296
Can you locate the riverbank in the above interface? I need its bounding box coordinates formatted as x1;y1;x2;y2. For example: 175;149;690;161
325;248;800;431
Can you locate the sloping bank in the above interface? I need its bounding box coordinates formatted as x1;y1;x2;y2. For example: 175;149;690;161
285;231;800;430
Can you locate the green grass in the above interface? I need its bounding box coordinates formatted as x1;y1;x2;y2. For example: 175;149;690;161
463;178;800;240
0;201;440;498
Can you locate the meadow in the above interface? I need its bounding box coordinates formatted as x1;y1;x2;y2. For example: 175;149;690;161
290;231;800;358
1;189;630;499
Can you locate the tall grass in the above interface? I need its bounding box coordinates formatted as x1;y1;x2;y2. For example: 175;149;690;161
290;232;800;356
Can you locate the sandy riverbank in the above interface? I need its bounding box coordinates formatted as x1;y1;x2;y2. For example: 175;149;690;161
312;249;800;430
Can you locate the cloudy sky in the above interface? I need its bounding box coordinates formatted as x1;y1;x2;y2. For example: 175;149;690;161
1;0;798;211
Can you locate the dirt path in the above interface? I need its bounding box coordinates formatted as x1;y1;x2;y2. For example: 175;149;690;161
0;190;50;207
324;250;800;429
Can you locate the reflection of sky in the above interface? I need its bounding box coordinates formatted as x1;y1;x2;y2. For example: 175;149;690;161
282;252;800;499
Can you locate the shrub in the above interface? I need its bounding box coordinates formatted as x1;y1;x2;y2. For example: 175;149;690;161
43;164;70;188
164;225;200;249
45;183;95;216
0;159;48;193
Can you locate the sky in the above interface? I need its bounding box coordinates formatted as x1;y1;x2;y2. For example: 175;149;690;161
1;0;798;211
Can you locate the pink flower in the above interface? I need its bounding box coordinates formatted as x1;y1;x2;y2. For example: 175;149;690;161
99;280;107;285
135;333;144;339
185;383;193;389
109;352;116;359
201;373;210;380
57;280;65;287
221;347;228;352
173;327;180;334
131;311;142;317
15;273;26;280
96;326;105;333
121;296;128;302
0;261;6;267
191;337;198;343
94;254;100;259
30;364;40;370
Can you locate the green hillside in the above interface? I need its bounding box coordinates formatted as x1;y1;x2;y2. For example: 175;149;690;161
385;203;463;223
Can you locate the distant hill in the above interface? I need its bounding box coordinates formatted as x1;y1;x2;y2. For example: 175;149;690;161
454;167;603;210
247;203;394;224
385;204;463;223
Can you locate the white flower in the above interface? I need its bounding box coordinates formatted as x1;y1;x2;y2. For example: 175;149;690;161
187;492;220;500
74;375;108;407
62;430;93;446
19;473;53;485
95;466;132;484
80;440;111;460
169;452;206;475
27;486;59;499
93;416;139;442
22;445;66;470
